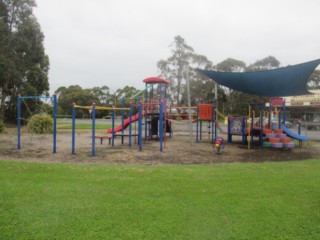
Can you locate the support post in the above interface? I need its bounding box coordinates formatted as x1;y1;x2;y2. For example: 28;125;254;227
53;94;57;153
129;100;132;147
258;103;264;148
17;95;21;150
71;103;76;155
196;105;199;142
121;98;125;144
91;103;96;157
138;100;143;151
112;109;115;146
159;100;163;152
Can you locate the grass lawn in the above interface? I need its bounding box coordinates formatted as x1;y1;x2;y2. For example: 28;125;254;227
1;160;320;239
57;122;112;130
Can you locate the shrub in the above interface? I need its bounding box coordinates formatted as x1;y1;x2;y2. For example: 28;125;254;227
0;120;5;133
27;113;53;134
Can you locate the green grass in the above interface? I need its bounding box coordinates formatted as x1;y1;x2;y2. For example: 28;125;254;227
1;160;320;239
57;123;112;130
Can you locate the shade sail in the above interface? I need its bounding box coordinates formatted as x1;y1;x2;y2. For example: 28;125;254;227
197;59;320;97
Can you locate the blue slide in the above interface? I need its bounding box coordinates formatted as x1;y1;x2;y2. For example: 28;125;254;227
280;126;308;141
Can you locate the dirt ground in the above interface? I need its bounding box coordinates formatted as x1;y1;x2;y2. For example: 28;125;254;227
1;128;320;165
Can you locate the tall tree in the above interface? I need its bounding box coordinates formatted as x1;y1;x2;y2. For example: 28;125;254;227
246;56;280;71
88;86;112;105
56;85;100;118
157;35;221;107
0;0;49;121
307;69;320;89
216;58;246;72
157;35;194;105
115;86;139;105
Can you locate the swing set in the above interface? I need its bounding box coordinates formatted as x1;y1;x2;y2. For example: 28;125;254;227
17;94;58;153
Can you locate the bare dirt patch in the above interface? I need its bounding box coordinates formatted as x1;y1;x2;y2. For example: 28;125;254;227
1;130;319;165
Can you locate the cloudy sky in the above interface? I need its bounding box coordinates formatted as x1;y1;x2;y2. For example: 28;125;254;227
33;0;320;93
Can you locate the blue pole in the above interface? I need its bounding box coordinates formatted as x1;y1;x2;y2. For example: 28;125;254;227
278;108;281;129
112;109;115;147
159;101;163;152
19;95;53;99
129;101;132;147
138;100;142;151
251;106;254;146
283;99;286;123
245;117;248;146
228;117;232;143
260;106;263;148
196;105;199;142
17;95;21;150
71;103;76;155
169;106;172;138
200;120;202;140
92;103;96;157
145;83;148;140
121;98;125;144
53;94;57;153
212;104;215;142
268;101;272;129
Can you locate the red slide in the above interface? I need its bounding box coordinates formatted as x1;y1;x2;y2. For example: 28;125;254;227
106;112;140;134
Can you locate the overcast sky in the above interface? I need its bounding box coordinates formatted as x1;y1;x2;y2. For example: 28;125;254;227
33;0;320;93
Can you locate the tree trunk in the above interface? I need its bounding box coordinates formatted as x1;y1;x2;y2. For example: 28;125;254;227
176;68;182;106
0;86;8;121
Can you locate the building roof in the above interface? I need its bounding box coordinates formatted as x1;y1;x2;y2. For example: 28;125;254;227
197;59;320;97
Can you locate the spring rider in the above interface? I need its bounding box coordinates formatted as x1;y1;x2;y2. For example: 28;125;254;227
213;137;224;154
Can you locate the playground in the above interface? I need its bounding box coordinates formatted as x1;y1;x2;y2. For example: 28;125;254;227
7;62;320;164
2;61;320;240
1;126;320;165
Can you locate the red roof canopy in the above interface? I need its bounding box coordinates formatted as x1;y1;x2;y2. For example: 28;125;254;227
143;77;170;84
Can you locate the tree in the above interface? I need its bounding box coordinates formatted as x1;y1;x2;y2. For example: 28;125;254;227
88;86;112;105
56;85;100;118
157;35;223;108
115;86;140;103
157;35;195;106
307;69;320;89
246;56;280;71
214;58;247;116
0;0;49;122
178;53;227;108
216;58;246;72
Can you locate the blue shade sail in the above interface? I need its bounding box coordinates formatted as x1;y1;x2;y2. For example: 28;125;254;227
197;59;320;97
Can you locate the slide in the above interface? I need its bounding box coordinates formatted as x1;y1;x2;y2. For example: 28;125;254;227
215;109;227;120
280;126;308;141
107;112;139;134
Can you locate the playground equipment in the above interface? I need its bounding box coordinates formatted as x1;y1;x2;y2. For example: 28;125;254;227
69;76;227;156
213;137;224;154
141;77;171;151
196;101;216;142
70;77;171;156
267;97;308;147
17;94;58;153
228;116;247;145
71;103;135;156
227;97;308;149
